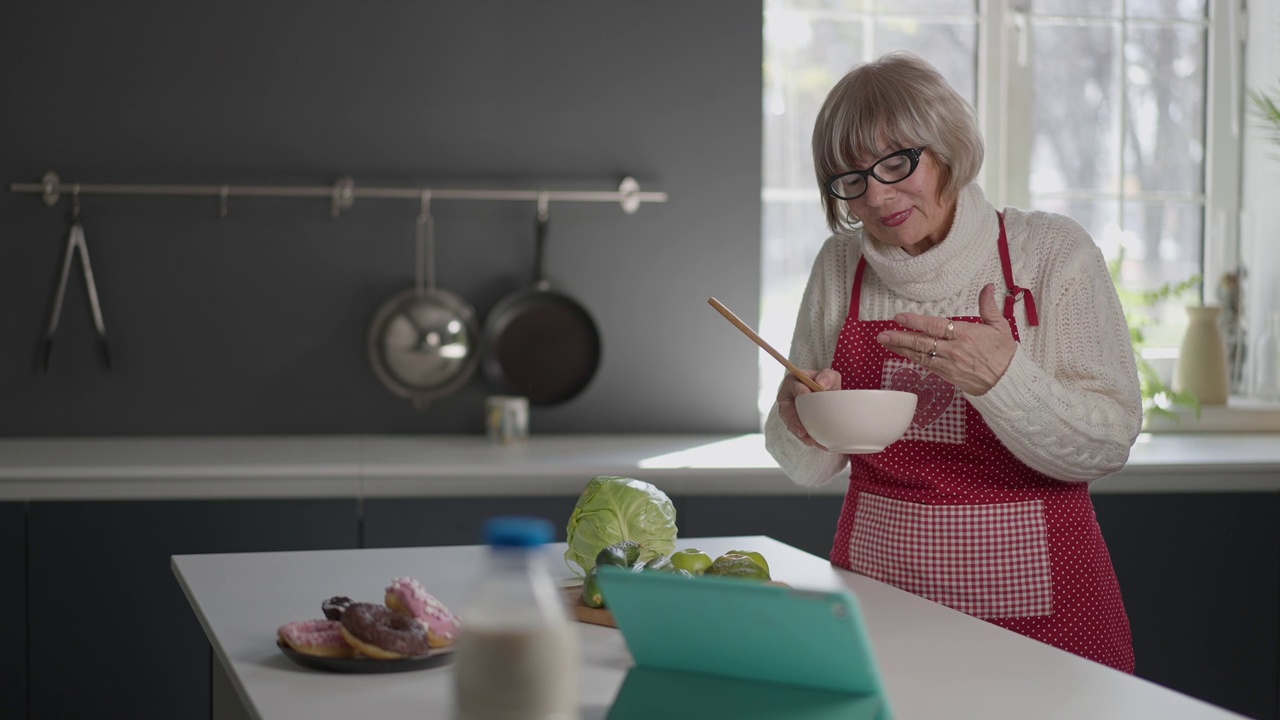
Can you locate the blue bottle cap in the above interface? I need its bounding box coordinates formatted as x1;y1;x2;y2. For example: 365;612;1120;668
483;516;555;547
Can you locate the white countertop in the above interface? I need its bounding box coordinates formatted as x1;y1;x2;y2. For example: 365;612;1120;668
2;432;1278;501
171;535;1248;720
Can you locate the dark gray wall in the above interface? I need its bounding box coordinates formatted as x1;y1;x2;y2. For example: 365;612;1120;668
0;0;763;436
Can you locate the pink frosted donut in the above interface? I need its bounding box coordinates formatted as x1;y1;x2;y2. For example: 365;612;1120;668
277;618;354;658
384;576;462;648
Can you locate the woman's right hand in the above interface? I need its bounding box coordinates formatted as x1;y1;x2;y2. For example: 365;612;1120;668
776;368;841;449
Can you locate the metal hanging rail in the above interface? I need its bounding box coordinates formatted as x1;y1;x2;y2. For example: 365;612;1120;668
9;171;668;217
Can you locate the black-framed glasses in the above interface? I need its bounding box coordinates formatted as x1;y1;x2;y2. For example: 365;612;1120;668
824;147;927;200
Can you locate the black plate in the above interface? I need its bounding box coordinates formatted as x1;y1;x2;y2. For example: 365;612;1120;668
277;640;455;674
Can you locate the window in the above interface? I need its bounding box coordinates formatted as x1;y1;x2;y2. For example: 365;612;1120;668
760;0;1244;417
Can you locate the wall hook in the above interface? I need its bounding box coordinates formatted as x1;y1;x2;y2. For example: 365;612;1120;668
536;191;550;222
40;171;61;207
618;176;641;214
418;188;432;220
331;176;355;218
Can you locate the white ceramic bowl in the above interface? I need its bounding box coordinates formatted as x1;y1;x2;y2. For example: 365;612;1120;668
794;389;918;454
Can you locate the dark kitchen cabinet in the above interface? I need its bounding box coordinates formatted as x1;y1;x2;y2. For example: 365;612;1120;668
10;485;1276;720
0;503;26;720
1093;493;1280;720
27;499;359;720
679;494;845;559
363;496;584;548
684;491;1280;719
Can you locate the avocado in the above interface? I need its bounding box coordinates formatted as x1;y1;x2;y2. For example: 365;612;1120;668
636;554;675;573
595;540;642;569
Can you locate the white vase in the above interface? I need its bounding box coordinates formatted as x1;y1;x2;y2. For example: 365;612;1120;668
1173;305;1230;405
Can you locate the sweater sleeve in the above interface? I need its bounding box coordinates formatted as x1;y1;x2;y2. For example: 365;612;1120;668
764;236;853;488
966;216;1143;482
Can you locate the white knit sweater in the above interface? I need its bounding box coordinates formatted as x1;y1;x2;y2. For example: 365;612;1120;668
764;184;1143;487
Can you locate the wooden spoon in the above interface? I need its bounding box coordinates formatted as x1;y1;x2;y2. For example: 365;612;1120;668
707;297;825;393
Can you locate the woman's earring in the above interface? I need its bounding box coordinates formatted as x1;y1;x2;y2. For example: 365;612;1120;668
843;208;863;230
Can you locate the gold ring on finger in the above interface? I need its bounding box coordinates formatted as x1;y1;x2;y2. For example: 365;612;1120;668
945;320;955;341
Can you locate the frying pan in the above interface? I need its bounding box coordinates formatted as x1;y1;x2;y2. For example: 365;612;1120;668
483;202;601;406
367;195;480;409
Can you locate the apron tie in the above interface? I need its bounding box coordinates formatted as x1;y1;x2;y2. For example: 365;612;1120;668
997;213;1040;327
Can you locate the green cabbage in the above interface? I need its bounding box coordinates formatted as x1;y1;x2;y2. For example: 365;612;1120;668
564;476;678;576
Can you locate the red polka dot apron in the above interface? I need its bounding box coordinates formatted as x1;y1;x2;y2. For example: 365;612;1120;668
830;214;1134;673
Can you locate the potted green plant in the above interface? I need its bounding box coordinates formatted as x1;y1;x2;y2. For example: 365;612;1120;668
1248;87;1280;145
1108;252;1201;423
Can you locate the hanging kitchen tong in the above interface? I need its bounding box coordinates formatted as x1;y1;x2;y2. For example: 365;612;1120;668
39;190;111;371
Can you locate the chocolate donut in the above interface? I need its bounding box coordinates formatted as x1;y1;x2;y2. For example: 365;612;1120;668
321;595;354;621
339;602;430;659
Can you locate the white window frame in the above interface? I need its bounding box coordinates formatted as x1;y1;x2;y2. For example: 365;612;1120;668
978;0;1242;300
760;0;1280;431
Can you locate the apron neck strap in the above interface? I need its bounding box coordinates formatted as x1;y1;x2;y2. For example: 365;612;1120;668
850;212;1039;327
851;254;869;319
997;212;1039;327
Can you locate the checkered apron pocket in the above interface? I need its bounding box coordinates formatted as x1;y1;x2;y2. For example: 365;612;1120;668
849;492;1053;618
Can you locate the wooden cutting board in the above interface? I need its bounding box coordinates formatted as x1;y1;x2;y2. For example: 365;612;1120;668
559;579;787;629
559;584;617;628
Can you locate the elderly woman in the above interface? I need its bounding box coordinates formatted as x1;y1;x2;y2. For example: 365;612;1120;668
764;51;1143;673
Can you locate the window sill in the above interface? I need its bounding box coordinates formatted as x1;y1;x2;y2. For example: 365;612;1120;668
1141;396;1280;433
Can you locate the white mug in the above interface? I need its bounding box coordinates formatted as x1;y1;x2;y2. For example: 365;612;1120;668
485;396;529;445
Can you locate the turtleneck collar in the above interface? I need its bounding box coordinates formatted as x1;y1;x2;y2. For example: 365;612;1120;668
859;183;998;302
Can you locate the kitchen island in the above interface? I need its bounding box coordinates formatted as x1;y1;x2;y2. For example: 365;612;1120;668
5;434;1279;720
172;535;1248;720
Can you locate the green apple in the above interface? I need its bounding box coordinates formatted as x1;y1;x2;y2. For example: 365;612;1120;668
725;549;770;577
705;553;770;581
669;548;714;575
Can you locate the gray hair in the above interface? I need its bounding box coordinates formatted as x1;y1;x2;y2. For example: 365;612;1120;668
811;51;984;234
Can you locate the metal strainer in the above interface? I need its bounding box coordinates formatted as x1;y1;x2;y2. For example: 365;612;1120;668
367;192;479;408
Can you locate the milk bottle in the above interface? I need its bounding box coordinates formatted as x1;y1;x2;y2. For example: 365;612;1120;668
453;516;579;720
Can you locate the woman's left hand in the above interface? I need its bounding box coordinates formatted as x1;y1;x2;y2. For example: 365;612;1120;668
876;283;1017;396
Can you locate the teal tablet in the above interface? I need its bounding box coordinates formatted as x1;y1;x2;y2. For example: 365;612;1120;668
606;666;886;720
596;567;892;720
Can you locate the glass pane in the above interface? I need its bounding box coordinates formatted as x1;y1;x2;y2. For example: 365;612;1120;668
763;16;868;192
783;0;871;12
873;20;978;102
759;196;832;410
1029;22;1121;194
1127;0;1206;20
872;0;976;13
1033;0;1118;17
763;13;978;192
1121;200;1203;288
1029;197;1121;262
1122;200;1204;347
1123;23;1206;194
